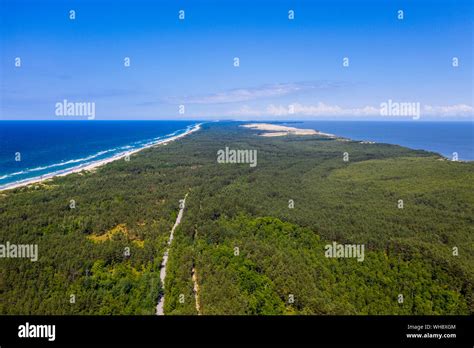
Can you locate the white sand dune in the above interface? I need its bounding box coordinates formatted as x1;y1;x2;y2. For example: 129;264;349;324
242;123;335;137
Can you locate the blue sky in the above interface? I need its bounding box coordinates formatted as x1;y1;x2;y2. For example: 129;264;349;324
1;0;472;120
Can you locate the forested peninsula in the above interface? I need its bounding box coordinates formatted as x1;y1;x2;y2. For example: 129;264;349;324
1;122;472;315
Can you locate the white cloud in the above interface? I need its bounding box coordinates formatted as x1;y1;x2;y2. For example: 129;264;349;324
166;82;342;105
229;102;380;117
222;102;473;119
422;104;474;116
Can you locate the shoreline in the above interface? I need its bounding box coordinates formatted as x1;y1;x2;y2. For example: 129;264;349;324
242;123;336;138
0;123;202;192
241;122;473;162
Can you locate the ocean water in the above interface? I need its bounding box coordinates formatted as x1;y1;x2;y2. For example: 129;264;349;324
1;120;473;189
0;121;200;188
291;121;474;161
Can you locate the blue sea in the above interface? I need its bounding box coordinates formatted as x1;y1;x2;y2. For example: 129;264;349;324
0;121;201;189
286;121;474;161
0;121;472;189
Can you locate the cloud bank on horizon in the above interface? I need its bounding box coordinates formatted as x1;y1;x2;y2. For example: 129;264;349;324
163;82;473;120
1;0;472;121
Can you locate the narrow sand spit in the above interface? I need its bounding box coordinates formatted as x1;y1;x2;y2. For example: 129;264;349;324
242;123;335;137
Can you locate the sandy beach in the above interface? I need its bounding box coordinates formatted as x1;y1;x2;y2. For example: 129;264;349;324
242;123;336;138
0;123;202;192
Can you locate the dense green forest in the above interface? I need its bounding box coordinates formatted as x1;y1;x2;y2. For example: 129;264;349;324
1;122;472;315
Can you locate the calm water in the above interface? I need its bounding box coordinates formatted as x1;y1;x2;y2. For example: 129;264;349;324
0;120;472;189
290;121;474;161
0;121;200;188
